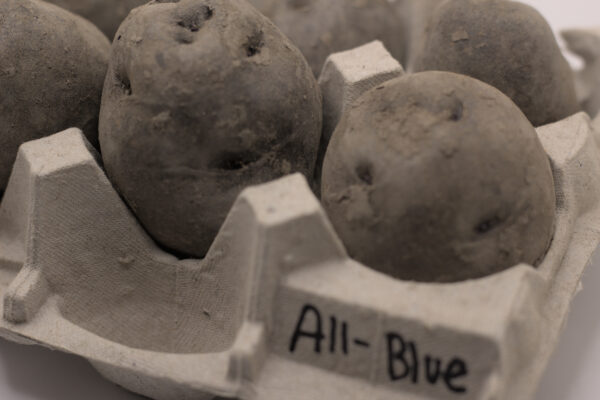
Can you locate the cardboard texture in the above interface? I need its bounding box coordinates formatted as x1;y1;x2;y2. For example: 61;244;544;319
315;40;404;191
318;40;405;147
562;27;600;118
0;43;599;400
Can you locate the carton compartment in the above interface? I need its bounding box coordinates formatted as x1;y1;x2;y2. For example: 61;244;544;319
0;130;255;354
0;41;599;400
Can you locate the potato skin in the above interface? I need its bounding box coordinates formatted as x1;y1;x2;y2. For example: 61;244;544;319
247;0;278;17
99;0;322;258
0;0;110;193
413;0;579;127
322;71;556;283
45;0;147;40
270;0;406;76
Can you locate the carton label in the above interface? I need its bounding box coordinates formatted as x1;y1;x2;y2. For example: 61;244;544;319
272;288;497;399
287;303;468;395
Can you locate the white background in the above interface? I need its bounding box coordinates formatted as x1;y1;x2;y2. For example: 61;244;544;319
0;1;598;399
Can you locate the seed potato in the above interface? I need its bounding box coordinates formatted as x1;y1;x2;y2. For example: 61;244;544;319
0;0;110;194
413;0;579;127
269;0;406;76
322;71;556;283
99;0;322;258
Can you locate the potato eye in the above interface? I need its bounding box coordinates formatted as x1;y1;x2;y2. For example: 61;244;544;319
475;215;504;234
209;151;261;171
355;162;373;185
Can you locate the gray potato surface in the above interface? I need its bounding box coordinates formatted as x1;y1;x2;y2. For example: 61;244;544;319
100;0;322;258
269;0;406;76
322;71;556;283
247;0;278;17
0;0;110;194
413;0;579;127
46;0;147;40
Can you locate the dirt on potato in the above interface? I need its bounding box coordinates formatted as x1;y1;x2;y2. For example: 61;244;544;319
268;0;406;76
322;71;556;283
0;0;110;194
413;0;579;127
99;0;322;258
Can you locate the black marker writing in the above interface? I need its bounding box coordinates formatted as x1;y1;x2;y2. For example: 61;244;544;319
288;304;469;395
289;304;324;353
289;304;370;356
387;332;468;394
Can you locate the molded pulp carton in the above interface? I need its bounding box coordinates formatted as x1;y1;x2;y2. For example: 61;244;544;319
563;27;600;119
0;42;599;400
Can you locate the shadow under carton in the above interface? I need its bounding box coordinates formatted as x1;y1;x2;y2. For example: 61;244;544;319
0;43;599;400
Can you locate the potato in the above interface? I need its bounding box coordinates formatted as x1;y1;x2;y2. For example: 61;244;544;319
413;0;579;127
0;0;110;195
269;0;406;76
322;71;556;283
99;0;322;258
46;0;147;40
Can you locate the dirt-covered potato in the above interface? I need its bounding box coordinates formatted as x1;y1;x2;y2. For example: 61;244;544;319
322;71;556;283
0;0;110;195
413;0;579;127
99;0;322;258
269;0;406;76
46;0;147;40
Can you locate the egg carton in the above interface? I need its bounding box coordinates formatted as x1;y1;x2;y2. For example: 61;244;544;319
1;42;600;400
562;27;600;119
